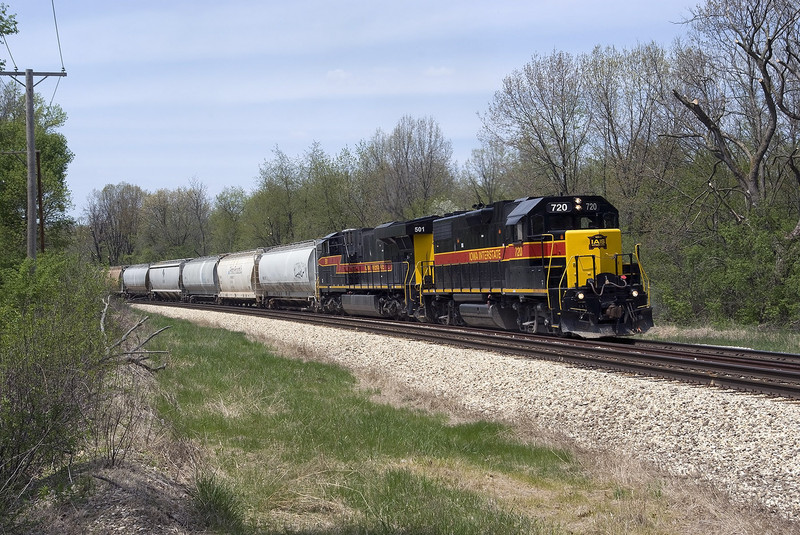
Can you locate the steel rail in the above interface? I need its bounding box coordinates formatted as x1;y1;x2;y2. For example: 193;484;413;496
136;301;800;400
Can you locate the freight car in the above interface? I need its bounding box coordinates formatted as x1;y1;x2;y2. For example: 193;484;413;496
149;259;188;301
107;265;125;294
182;255;226;303
257;240;318;309
121;263;150;298
116;194;652;338
217;249;263;305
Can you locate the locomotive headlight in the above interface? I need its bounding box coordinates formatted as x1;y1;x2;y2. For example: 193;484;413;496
631;290;639;298
577;292;585;300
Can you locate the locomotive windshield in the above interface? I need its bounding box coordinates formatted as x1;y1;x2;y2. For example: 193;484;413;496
508;197;619;242
543;198;618;232
547;212;618;231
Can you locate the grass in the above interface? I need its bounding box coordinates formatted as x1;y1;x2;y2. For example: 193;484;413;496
147;313;696;534
192;473;246;534
646;322;800;354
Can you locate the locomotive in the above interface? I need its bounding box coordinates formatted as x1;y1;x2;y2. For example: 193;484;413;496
115;195;653;338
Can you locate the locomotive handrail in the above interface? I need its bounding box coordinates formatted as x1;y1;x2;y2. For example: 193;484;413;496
420;260;435;290
557;254;597;306
401;261;412;309
558;263;569;307
612;253;630;278
633;244;651;307
540;234;557;311
414;260;433;292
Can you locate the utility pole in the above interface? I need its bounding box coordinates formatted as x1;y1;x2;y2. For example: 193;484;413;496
0;68;67;260
1;149;46;253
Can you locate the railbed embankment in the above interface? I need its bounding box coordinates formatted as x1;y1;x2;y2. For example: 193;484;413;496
134;304;800;521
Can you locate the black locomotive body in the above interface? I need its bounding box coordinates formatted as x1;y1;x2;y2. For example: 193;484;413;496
315;216;437;320
420;196;653;337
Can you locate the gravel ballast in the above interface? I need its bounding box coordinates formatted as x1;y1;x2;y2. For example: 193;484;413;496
135;305;800;521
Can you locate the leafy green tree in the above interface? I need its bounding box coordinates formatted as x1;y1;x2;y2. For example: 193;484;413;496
0;83;74;269
247;147;300;246
335;146;381;227
240;188;279;248
210;186;247;253
298;142;349;236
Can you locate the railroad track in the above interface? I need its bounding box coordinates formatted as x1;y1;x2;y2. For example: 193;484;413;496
137;300;800;400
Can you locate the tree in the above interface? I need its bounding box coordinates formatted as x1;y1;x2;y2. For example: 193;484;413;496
655;0;800;325
300;142;347;235
582;43;684;234
361;116;454;220
336;146;380;227
671;0;800;217
185;178;211;256
355;131;392;221
0;84;73;267
84;182;145;265
484;51;591;195
138;183;211;259
462;139;514;205
249;147;300;246
210;186;246;253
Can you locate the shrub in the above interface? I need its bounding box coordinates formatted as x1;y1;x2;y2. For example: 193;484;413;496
0;254;110;521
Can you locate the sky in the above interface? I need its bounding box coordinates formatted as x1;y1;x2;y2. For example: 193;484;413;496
2;0;697;219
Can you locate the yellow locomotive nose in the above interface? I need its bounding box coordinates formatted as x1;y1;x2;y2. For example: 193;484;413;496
564;229;623;288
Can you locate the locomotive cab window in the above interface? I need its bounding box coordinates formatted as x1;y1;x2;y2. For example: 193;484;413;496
528;215;544;237
514;215;545;242
578;215;600;229
547;214;573;231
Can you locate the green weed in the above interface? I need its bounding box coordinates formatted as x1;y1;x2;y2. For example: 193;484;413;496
192;473;245;533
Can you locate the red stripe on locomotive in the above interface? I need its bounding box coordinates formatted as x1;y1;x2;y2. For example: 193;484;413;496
318;255;394;274
433;241;566;266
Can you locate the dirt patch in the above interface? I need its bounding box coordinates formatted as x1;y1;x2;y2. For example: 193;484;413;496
19;458;199;535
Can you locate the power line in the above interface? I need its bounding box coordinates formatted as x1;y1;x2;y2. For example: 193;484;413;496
48;0;66;106
50;0;65;72
0;28;17;71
